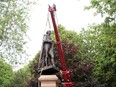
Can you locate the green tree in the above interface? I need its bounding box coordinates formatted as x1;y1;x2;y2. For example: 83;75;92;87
83;0;116;86
0;59;13;87
79;24;116;87
85;0;116;24
0;0;32;65
8;66;31;87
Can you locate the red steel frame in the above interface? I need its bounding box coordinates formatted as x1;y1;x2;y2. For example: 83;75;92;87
48;5;74;87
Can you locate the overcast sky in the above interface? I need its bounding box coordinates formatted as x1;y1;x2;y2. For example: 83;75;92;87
24;0;104;65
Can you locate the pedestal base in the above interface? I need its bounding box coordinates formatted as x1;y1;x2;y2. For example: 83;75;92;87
38;75;58;87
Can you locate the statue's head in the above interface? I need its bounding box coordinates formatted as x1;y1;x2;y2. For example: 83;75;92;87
46;30;51;35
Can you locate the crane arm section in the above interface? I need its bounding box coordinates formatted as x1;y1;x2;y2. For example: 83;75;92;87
48;5;74;87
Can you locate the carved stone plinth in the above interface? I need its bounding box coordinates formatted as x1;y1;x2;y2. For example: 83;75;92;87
38;75;58;87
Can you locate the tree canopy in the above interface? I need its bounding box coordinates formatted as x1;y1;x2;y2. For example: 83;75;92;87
84;0;116;86
0;0;32;65
0;59;13;87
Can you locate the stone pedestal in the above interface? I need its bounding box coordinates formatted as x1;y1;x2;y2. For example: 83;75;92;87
38;75;58;87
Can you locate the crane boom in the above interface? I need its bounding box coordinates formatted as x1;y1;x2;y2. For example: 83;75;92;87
48;5;74;87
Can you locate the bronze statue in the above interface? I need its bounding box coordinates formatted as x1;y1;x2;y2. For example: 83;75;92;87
38;30;55;69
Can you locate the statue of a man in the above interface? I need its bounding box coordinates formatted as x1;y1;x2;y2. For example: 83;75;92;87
38;30;55;68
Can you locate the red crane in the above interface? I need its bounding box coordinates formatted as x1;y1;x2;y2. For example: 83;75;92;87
48;4;74;87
